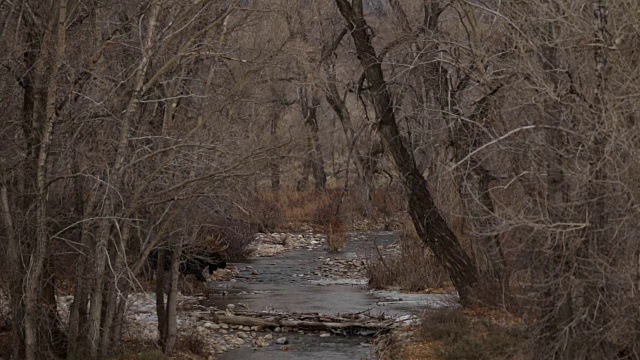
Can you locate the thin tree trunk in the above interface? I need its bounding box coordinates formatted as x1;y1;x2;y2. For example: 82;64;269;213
67;183;98;358
162;242;182;353
301;86;327;190
1;185;25;359
86;209;112;358
156;249;168;346
269;105;281;191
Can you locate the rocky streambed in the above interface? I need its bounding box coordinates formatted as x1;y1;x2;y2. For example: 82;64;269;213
121;231;457;359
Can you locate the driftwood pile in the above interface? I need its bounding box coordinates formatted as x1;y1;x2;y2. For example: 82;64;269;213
209;310;410;336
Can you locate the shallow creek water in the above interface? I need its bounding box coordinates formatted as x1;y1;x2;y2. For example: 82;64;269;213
206;232;456;360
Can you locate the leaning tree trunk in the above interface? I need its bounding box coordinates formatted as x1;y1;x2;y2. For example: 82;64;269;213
334;0;478;304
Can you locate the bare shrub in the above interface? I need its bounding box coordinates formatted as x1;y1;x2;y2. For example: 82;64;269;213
174;331;207;357
369;185;405;220
366;229;448;292
247;193;285;232
200;217;258;261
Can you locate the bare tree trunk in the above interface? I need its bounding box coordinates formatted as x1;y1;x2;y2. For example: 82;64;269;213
453;94;507;304
23;1;67;357
269;105;282;191
84;4;160;356
323;49;380;215
162;242;182;353
1;184;25;359
86;210;112;358
335;0;478;304
155;249;168;346
301;86;327;190
67;184;98;358
536;19;574;357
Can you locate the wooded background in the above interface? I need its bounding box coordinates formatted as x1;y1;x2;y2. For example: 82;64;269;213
1;0;639;359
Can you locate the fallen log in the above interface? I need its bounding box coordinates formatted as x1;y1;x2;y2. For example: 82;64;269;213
279;319;391;333
211;314;277;328
210;311;398;335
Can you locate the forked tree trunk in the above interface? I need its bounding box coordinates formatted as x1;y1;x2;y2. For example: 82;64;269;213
334;0;478;304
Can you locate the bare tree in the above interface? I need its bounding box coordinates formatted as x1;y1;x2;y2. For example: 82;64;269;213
334;0;479;303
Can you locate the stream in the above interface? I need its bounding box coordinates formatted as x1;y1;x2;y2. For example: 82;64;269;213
204;231;457;360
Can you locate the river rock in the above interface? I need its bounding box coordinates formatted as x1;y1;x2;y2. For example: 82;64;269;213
253;338;269;347
276;337;288;345
237;331;249;339
264;334;273;340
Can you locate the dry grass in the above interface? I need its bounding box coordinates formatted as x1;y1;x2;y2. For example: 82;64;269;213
106;335;209;360
253;185;406;231
414;308;529;360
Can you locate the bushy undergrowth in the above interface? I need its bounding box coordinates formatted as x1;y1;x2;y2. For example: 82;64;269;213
366;228;448;292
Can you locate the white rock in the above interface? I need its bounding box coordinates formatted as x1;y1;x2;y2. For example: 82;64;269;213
263;334;273;340
275;337;288;345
